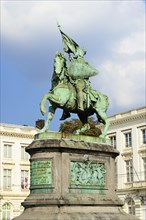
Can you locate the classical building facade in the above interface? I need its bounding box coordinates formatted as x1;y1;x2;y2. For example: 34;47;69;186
107;106;146;220
0;123;37;220
0;106;146;219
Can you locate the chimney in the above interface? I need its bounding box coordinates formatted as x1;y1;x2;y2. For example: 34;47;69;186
35;119;45;129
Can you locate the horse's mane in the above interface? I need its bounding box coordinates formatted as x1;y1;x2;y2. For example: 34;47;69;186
51;54;69;90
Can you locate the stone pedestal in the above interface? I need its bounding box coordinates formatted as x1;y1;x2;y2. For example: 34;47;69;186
13;133;138;220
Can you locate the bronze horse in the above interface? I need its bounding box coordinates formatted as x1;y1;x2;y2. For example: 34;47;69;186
40;52;110;138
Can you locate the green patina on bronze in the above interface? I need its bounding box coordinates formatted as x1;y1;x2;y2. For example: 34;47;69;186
70;156;106;195
34;131;110;144
30;160;52;186
71;161;106;186
39;24;110;143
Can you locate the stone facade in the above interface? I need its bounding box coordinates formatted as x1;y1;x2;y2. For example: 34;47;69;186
107;106;146;220
0;123;37;220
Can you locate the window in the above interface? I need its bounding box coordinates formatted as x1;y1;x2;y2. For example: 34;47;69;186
142;129;146;144
21;146;29;160
125;160;133;182
3;169;12;189
21;170;29;189
2;203;12;220
143;158;146;180
110;136;116;148
127;198;135;215
4;144;12;158
115;161;118;187
124;132;132;147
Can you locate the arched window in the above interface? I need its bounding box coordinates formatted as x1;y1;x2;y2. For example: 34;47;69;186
2;203;12;220
127;198;135;215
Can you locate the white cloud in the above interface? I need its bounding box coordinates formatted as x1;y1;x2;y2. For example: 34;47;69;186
1;1;144;42
93;59;145;109
1;0;145;116
114;32;145;55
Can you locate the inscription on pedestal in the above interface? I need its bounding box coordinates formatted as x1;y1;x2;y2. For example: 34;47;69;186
30;160;52;185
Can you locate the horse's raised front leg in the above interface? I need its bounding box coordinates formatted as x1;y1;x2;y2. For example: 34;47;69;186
39;105;56;133
40;93;50;116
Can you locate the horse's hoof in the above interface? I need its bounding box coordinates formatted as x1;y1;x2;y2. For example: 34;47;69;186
38;127;47;133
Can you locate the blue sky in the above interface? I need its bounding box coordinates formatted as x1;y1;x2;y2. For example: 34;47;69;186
1;0;145;131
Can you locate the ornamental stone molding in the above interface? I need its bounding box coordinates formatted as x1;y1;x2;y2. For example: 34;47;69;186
138;145;146;158
2;162;15;169
0;131;35;139
121;148;133;160
108;108;146;127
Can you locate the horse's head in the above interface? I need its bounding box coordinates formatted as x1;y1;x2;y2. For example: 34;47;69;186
51;52;68;89
54;52;66;74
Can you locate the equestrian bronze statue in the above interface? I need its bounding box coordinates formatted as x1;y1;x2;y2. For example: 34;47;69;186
40;25;110;139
